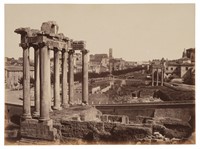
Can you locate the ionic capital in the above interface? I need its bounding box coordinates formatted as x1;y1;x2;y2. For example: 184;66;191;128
31;44;39;50
81;49;89;55
38;42;47;49
20;43;29;49
68;49;75;55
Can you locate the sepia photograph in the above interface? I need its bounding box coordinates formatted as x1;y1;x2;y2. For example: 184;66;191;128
3;3;197;146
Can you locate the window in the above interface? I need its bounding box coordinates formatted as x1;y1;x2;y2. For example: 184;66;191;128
171;67;173;70
186;67;189;70
166;68;168;70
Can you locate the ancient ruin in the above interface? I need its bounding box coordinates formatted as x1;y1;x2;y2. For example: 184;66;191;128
14;21;89;140
151;63;164;86
9;21;194;144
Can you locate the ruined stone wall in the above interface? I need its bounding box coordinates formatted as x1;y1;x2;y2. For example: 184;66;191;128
58;120;152;142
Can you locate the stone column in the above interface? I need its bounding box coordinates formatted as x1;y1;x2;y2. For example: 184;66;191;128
161;68;164;86
48;51;53;112
68;49;75;105
81;49;89;105
21;43;32;119
62;49;69;108
53;49;62;110
39;43;50;121
156;68;159;86
152;68;154;86
33;46;40;117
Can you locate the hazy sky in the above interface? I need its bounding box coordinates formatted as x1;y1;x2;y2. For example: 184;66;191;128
5;4;195;61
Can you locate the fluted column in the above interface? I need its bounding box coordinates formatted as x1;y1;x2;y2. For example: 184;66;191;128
152;68;154;86
68;49;75;105
53;49;62;110
39;43;50;121
156;68;159;86
33;46;40;117
62;49;69;108
81;49;89;105
21;43;32;119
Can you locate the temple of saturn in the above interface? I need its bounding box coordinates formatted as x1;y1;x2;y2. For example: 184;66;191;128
14;21;89;140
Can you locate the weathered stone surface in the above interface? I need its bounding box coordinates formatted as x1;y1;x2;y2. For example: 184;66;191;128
41;21;59;34
20;119;58;141
101;114;129;124
60;121;104;139
14;27;31;35
153;117;192;139
72;41;85;50
79;106;102;121
103;122;119;132
135;116;153;124
111;125;152;141
154;108;192;121
59;120;153;142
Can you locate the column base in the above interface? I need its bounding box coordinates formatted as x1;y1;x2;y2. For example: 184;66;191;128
81;102;88;106
21;114;32;120
62;103;69;108
69;102;74;106
53;106;62;110
49;107;53;112
32;111;40;118
39;117;51;122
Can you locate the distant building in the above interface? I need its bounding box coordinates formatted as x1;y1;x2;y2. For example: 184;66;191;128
89;54;109;73
185;48;195;63
165;61;194;79
109;48;113;59
50;52;83;74
124;61;137;68
74;53;82;73
164;48;195;84
110;58;126;71
5;66;34;89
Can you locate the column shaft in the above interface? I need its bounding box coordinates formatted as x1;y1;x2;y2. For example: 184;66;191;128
161;68;164;86
53;49;61;110
152;69;154;86
156;69;159;86
68;50;74;105
33;47;40;117
46;49;53;112
39;45;50;121
22;46;31;119
82;50;89;104
62;49;69;107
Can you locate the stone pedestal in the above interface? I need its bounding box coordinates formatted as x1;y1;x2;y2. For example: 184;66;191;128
33;47;40;118
68;49;74;105
53;49;62;110
20;118;58;141
62;49;69;108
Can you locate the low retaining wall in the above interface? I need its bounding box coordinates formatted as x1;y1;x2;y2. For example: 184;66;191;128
95;102;195;130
